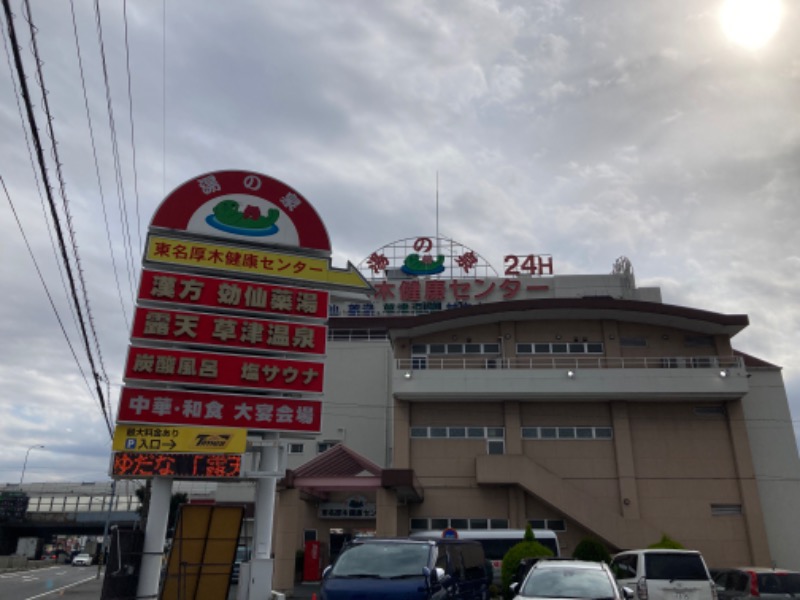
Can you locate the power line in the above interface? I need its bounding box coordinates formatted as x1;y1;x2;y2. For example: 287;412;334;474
0;175;97;404
68;0;131;333
122;0;143;257
3;0;112;438
92;0;138;305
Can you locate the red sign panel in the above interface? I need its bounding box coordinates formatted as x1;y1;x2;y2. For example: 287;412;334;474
131;307;327;356
123;346;324;393
149;170;331;252
138;268;329;320
112;452;241;478
117;387;322;432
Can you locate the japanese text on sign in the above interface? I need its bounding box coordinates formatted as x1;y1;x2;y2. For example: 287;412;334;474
145;235;370;289
138;269;329;319
116;387;323;432
112;424;247;453
123;346;324;393
112;452;241;478
132;307;327;356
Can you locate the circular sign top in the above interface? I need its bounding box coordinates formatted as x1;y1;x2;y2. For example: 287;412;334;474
150;170;331;252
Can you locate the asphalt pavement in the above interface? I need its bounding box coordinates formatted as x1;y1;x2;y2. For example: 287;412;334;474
54;572;322;599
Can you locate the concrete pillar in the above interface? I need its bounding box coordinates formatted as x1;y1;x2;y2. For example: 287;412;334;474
394;400;411;468
273;488;301;593
376;487;399;536
136;477;172;599
504;401;522;455
611;402;640;518
726;400;772;565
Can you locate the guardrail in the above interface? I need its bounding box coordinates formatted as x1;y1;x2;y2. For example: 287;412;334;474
397;355;744;371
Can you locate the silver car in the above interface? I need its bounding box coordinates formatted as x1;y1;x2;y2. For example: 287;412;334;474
512;559;631;600
71;553;93;566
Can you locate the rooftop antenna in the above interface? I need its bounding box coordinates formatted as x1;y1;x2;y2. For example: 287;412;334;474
436;171;439;257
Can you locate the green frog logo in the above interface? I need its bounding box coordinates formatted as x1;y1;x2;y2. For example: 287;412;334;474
401;253;445;275
206;199;280;237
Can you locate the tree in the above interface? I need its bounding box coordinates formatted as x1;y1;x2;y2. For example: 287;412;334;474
134;484;187;534
501;524;554;596
648;534;684;549
572;538;612;563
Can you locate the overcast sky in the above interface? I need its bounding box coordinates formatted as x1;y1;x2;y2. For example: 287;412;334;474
1;0;797;483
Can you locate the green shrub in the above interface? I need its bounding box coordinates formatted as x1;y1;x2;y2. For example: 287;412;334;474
648;534;684;549
572;538;611;563
501;525;554;595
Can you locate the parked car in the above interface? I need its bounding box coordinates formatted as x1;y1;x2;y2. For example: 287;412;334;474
511;558;632;600
713;567;800;600
611;549;717;600
71;553;93;566
320;537;490;600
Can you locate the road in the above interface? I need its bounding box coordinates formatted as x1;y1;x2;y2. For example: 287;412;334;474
0;565;100;600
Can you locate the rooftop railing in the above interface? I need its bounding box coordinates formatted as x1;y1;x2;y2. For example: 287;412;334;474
397;355;744;371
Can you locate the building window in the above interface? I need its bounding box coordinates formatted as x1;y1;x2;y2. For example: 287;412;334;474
694;406;726;417
685;335;714;347
528;518;566;532
469;518;488;529
522;426;613;440
711;504;742;516
410;518;429;530
620;337;647;347
317;442;337;453
414;343;502;355
412;426;506;441
411;517;513;531
288;443;304;454
490;518;509;529
487;440;505;455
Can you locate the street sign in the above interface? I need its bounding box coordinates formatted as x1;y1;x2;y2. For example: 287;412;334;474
116;387;322;432
111;452;242;478
112;425;247;453
131;306;327;356
145;234;371;290
138;268;329;320
149;170;332;252
123;345;324;394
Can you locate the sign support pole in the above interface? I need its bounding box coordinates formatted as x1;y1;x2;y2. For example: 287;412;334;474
245;432;282;599
136;476;173;599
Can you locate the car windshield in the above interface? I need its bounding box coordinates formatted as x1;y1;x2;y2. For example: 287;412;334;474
521;566;617;599
330;542;430;578
644;554;708;581
758;573;800;594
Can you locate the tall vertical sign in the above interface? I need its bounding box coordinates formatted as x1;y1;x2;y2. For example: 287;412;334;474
116;170;371;599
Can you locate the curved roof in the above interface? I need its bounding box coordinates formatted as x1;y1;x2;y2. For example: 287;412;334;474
330;297;749;338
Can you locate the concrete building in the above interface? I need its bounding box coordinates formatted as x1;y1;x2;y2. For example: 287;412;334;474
267;242;800;593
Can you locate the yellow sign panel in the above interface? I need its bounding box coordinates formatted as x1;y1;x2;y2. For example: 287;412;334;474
112;425;247;453
146;234;372;290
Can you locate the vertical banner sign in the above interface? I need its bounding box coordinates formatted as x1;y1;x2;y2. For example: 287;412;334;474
112;170;371;480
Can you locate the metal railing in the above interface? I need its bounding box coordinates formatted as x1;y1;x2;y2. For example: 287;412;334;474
397;355;744;371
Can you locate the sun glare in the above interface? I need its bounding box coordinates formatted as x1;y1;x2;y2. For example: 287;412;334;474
720;0;782;50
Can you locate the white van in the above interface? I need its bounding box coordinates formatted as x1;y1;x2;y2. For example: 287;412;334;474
610;549;717;600
410;529;560;582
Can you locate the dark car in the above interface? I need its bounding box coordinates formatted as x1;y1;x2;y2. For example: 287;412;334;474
321;537;490;600
713;567;800;600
